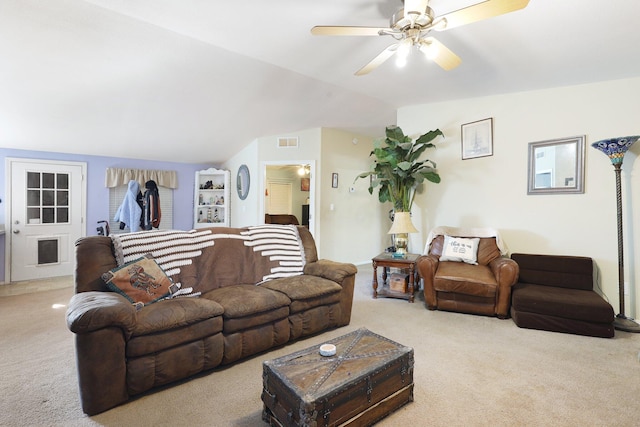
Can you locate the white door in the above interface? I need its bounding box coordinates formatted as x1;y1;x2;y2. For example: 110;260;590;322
267;182;293;214
8;159;86;282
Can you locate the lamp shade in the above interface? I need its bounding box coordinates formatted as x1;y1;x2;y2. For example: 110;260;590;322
591;136;639;165
388;212;418;234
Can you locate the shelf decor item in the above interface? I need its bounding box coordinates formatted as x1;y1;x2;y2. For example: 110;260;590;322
591;135;640;333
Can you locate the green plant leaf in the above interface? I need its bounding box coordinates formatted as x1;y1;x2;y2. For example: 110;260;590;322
356;125;443;212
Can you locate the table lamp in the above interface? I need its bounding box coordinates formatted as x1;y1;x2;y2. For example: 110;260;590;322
388;212;418;258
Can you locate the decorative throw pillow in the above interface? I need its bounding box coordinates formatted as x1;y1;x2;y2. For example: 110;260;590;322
102;253;177;306
439;236;481;265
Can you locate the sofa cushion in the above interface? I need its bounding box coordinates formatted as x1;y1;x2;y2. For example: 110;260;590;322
435;262;497;297
439;236;480;265
511;282;614;323
260;275;342;313
203;284;291;319
131;297;224;336
511;253;594;291
203;284;291;334
102;254;175;306
128;317;223;358
128;297;225;357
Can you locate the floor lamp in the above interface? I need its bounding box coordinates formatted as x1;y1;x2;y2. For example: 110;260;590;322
592;135;640;333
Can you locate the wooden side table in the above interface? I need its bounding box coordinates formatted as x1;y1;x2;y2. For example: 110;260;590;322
372;252;420;303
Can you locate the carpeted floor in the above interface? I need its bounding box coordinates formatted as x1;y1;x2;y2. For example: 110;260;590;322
1;265;639;426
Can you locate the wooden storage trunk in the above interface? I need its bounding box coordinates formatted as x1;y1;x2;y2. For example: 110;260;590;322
262;328;414;427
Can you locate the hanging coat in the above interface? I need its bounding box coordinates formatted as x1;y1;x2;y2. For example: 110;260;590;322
113;180;143;232
143;180;161;230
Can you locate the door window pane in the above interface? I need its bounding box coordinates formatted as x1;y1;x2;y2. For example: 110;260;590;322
27;190;40;206
27;172;40;188
42;208;55;223
42;190;55;206
57;190;69;206
27;208;40;223
57;207;69;223
57;173;69;189
42;173;55;189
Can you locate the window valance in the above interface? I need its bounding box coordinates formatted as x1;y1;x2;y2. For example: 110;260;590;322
105;168;178;189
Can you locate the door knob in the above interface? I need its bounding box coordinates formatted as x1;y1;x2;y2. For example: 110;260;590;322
13;229;19;234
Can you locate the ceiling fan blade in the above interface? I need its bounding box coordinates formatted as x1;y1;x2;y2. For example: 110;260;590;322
435;0;529;31
311;26;385;36
355;44;398;76
422;37;461;71
404;0;429;19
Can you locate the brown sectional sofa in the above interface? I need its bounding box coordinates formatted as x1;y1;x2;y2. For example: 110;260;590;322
66;225;356;415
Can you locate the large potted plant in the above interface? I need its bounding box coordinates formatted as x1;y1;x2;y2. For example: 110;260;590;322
357;125;443;255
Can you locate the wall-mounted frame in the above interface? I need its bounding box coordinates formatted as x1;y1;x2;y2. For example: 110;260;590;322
527;135;585;195
462;118;493;160
300;177;310;192
331;173;339;188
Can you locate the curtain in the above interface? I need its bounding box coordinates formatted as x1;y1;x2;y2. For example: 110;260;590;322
105;168;178;189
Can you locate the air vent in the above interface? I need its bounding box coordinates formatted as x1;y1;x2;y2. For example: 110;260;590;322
277;137;299;148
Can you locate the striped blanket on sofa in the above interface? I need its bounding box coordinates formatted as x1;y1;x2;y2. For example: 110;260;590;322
111;225;306;294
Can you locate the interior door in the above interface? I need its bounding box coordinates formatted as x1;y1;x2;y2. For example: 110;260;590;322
266;182;293;214
8;159;85;282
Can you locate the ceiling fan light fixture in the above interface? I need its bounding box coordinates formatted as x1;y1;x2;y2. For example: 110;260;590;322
312;0;530;75
418;40;439;60
395;38;413;67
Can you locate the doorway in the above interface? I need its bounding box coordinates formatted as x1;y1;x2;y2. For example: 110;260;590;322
263;161;315;236
6;159;86;282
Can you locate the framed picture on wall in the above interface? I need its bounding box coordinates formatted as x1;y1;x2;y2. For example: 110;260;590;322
301;177;310;192
461;118;493;160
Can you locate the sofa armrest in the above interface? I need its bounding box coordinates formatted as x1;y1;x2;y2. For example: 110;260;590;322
66;292;137;338
417;254;439;309
66;291;134;415
489;257;519;318
303;260;357;285
303;260;357;326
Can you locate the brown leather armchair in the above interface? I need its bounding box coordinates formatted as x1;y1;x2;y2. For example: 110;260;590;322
417;228;519;318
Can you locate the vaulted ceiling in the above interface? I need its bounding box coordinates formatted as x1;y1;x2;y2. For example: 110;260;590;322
2;0;639;163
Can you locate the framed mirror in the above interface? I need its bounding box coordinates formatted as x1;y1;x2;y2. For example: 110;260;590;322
237;164;250;200
527;136;585;195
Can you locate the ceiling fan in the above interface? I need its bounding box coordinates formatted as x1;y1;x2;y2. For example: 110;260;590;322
311;0;529;75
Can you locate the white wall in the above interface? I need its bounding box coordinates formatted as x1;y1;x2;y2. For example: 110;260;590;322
224;140;259;228
319;128;382;265
399;76;640;317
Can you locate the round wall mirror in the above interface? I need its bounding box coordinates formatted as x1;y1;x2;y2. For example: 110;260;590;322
237;164;250;200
